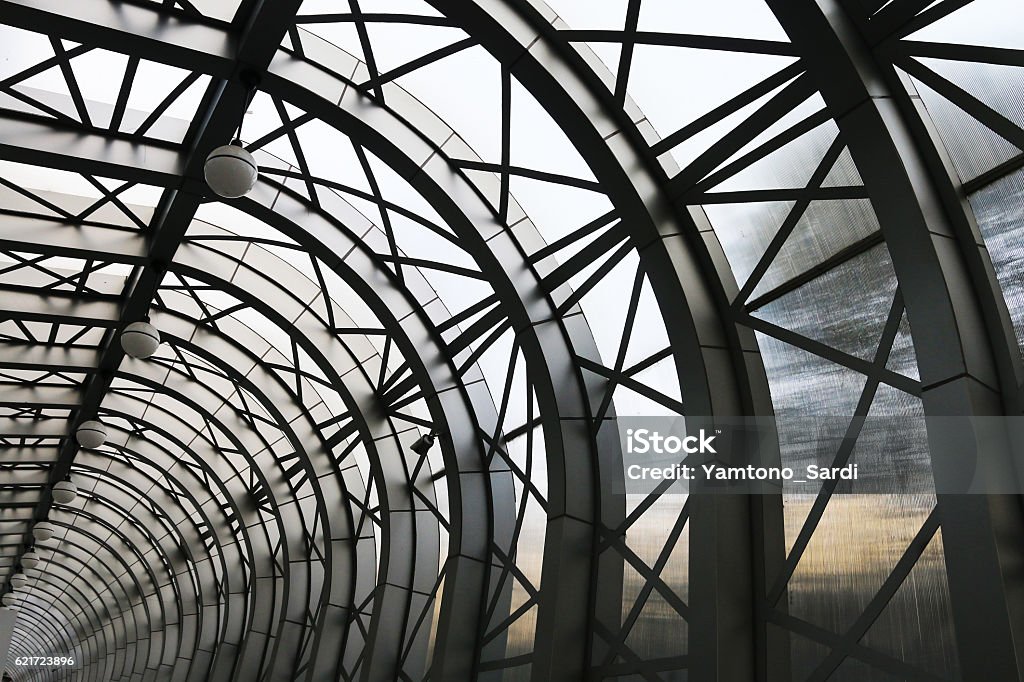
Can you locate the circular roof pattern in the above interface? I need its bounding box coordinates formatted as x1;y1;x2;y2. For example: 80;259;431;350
0;1;1023;680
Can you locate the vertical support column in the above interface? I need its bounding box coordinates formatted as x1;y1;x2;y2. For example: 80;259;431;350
658;208;785;682
766;1;1024;678
410;3;786;680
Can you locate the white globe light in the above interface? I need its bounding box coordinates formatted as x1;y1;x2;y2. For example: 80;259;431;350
32;522;54;543
52;481;78;505
21;551;40;570
204;143;258;198
10;573;26;589
1;593;16;606
76;420;107;449
121;321;161;359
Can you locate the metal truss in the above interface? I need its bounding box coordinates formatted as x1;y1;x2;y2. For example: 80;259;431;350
0;0;1023;681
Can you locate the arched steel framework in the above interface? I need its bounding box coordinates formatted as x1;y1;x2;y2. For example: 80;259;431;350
0;1;1023;681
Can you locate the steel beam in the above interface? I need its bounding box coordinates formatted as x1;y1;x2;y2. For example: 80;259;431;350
2;0;304;645
425;2;772;680
0;0;236;76
766;1;1024;679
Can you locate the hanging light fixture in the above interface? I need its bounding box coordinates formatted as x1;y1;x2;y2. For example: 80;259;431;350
410;432;436;456
21;551;39;570
1;593;16;606
32;522;54;543
10;573;26;589
205;71;260;199
75;420;107;449
52;480;78;505
121;320;161;359
204;144;258;198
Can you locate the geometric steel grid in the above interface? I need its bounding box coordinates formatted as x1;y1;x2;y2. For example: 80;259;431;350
0;1;1022;681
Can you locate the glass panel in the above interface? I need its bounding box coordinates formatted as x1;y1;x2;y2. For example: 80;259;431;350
752;244;897;361
859;529;961;679
908;0;1024;51
910;72;1021;183
969;166;1024;359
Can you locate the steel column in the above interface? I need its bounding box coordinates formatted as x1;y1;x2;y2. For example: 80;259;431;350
766;1;1024;678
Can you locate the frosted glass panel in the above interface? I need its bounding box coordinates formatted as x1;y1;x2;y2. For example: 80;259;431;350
753;245;897;361
970;166;1024;359
621;494;689;661
911;71;1021;183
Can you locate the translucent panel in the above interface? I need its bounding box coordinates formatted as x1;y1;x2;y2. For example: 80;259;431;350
294;119;375;193
508;176;613;245
502;602;539;658
0;160;107;200
300;0;441;15
717;93;830;174
658;74;799;171
636;0;789;40
505;425;548;503
510;79;595;181
859;529;960;679
584;42;623;79
910;71;1021;183
194;204;293;243
885;310;922;382
623;278;673;368
704;200;795;287
626;46;796;141
780;384;954;679
65;49;130;127
365;151;449;228
364;22;468;74
121;61;211;141
623;589;688;663
920;58;1024;133
786;494;936;632
545;0;629;30
678;118;844;330
291;15;363;57
592;492;688;679
752;200;882;299
575;251;669;372
908;0;1024;50
756;333;867;421
396;45;504;162
624;494;689;583
752;245;898;361
0;256;128;293
969;166;1024;359
0;26;57;82
712;119;837;193
821;146;863;188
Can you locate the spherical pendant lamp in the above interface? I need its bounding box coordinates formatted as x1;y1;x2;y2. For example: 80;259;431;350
75;420;107;449
204;142;258;198
21;551;40;570
52;480;78;505
10;573;26;589
1;593;16;606
121;321;161;359
32;522;55;543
